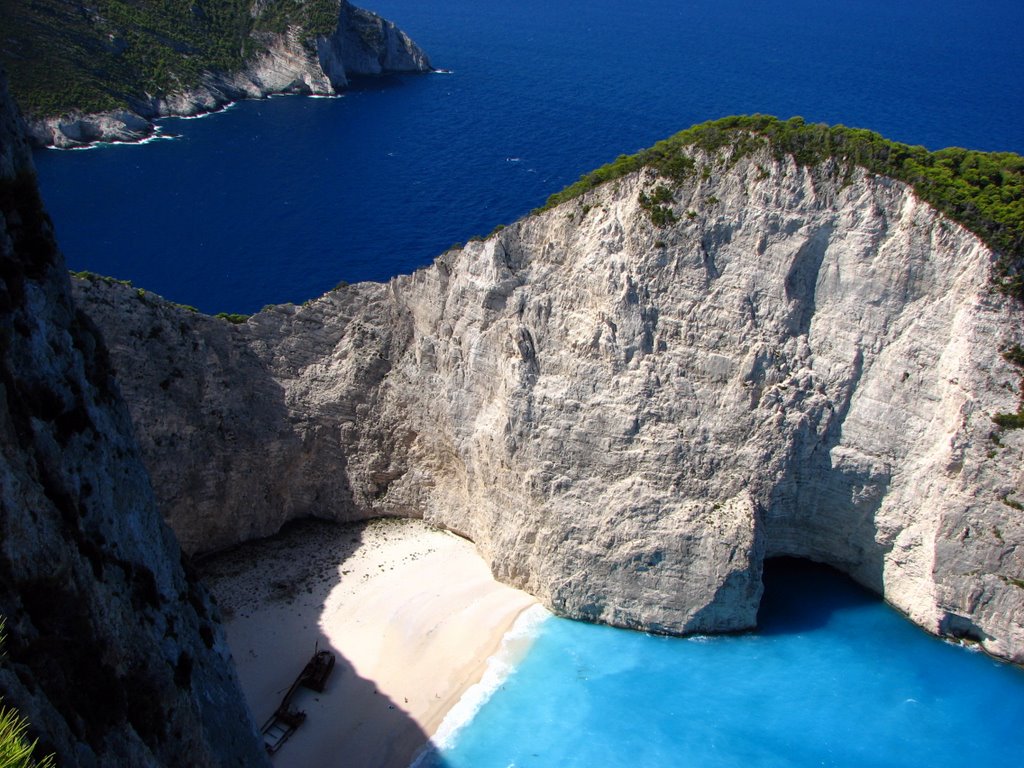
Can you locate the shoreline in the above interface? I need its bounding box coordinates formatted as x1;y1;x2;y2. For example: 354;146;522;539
33;95;292;152
22;0;436;150
200;517;539;767
414;602;552;764
28;70;444;151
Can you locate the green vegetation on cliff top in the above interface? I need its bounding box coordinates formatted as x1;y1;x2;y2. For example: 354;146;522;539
0;0;342;116
540;115;1024;300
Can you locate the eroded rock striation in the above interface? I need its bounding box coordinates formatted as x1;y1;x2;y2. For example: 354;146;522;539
20;1;431;148
77;141;1024;663
0;73;268;766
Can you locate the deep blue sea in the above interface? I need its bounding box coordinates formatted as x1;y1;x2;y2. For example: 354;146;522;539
33;0;1024;314
29;1;1024;765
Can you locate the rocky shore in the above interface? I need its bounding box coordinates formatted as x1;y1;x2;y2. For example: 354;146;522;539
24;1;432;148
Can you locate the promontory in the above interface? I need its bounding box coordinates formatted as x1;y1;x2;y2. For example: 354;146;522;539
0;0;432;147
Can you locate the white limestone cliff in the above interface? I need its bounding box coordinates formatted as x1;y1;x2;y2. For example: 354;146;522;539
76;146;1024;663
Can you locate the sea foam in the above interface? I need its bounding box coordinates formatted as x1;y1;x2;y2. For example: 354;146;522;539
410;603;551;766
50;128;178;151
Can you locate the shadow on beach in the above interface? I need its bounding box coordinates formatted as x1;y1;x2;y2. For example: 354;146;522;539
199;518;453;768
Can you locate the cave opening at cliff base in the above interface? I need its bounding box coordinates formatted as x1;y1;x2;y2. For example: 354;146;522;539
755;557;879;636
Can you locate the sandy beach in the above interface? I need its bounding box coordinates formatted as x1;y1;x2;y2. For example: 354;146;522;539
200;518;538;767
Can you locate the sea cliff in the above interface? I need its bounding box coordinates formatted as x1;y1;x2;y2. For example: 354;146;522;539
75;126;1024;664
1;1;431;148
0;72;268;766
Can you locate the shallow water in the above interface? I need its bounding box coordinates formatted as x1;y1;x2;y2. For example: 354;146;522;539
423;560;1024;767
33;0;1024;313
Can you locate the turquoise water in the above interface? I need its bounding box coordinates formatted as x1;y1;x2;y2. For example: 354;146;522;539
424;561;1024;767
32;0;1024;313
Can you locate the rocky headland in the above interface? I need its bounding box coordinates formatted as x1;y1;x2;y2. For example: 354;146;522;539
74;121;1024;664
1;1;431;148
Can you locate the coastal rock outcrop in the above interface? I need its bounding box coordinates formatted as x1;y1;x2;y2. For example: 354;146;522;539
0;73;268;766
76;144;1024;661
21;1;431;148
321;1;433;81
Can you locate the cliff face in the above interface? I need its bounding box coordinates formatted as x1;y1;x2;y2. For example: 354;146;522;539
76;147;1024;663
22;1;431;148
321;1;434;80
0;74;267;766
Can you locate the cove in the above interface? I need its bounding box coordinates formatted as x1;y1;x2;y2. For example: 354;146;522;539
25;1;1024;764
422;560;1024;767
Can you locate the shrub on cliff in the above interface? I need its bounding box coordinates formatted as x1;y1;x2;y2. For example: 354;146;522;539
539;115;1024;301
0;621;55;768
0;708;55;768
638;184;678;227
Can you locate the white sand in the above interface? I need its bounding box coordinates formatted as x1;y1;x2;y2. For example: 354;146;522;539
201;518;538;767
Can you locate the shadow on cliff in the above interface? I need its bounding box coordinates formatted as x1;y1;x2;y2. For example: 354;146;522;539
762;346;890;600
198;519;453;768
760;219;893;598
755;557;879;637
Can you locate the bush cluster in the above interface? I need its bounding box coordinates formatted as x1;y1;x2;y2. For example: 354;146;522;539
537;115;1024;301
255;0;340;37
638;184;678;227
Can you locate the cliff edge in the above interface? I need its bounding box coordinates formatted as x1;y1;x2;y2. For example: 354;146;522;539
0;72;268;766
76;123;1024;664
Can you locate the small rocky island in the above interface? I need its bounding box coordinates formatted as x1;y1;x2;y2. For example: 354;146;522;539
0;0;432;147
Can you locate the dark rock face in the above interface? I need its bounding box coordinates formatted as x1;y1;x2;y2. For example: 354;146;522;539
331;0;433;77
68;279;395;554
0;72;268;767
